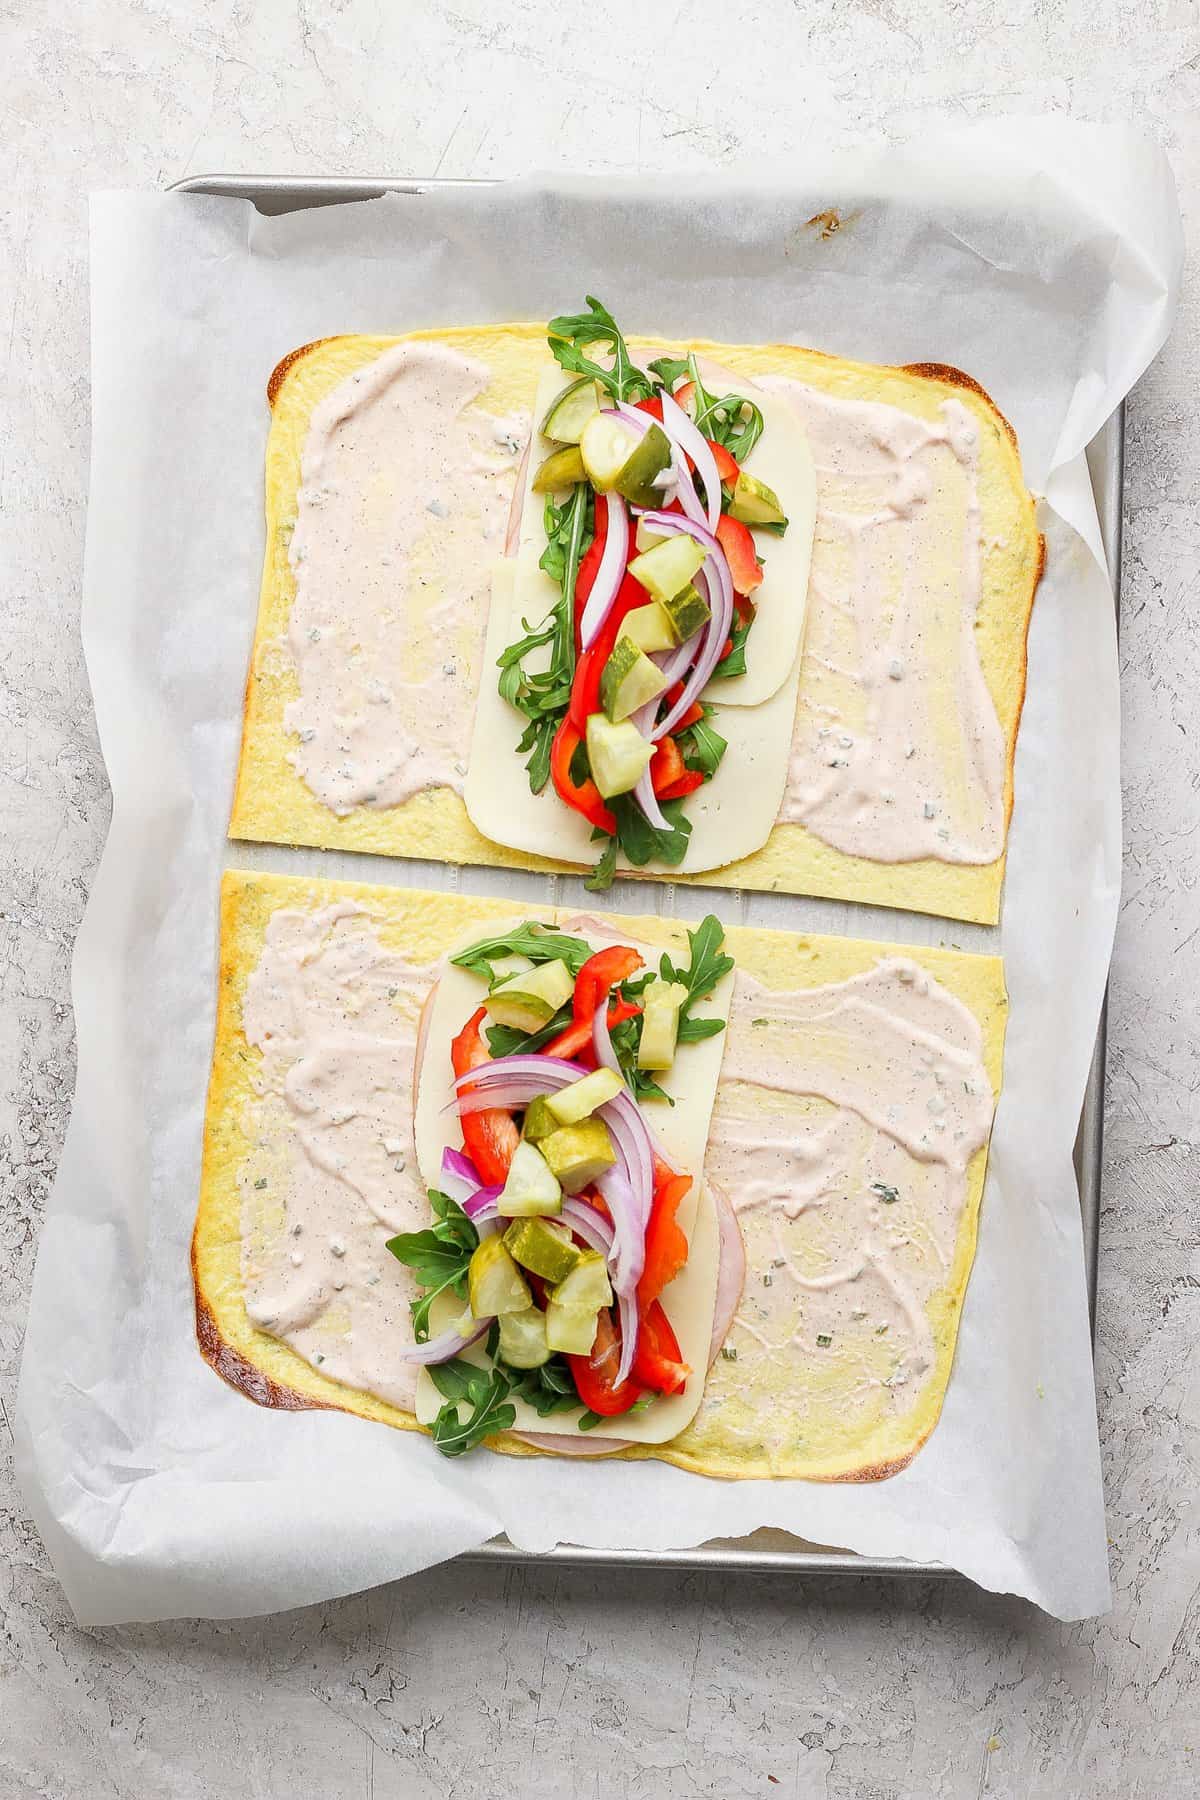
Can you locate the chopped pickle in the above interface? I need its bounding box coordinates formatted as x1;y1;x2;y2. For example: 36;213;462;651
545;1302;600;1356
521;1094;560;1143
539;1118;617;1193
636;978;689;1071
619;602;676;655
629;534;706;604
579;415;672;506
585;712;653;799
503;1216;582;1284
468;1236;531;1318
551;1249;613;1312
498;1138;563;1217
729;470;788;528
547;1067;624;1125
497;1306;551;1369
659;582;711;645
599;635;670;723
540;377;601;445
532;445;587;492
485;959;575;1033
635;517;671;553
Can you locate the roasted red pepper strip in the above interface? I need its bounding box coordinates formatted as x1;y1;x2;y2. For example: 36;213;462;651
638;1164;692;1310
708;439;740;485
716;513;763;594
635;396;664;422
649;735;687;797
550;718;616;836
568;1307;645;1416
543;996;641;1061
631;1299;690;1396
449;1007;520;1187
657;770;706;801
665;682;705;732
574;945;643;1022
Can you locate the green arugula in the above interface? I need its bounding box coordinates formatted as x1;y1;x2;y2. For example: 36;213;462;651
584;832;620;894
451;922;593;985
610;792;692;869
385;1189;478;1344
427;1361;517;1456
677;711;728;778
483;1012;571;1058
548;296;654;405
709;614;753;680
659;914;735;1045
497;485;590;792
648;352;765;462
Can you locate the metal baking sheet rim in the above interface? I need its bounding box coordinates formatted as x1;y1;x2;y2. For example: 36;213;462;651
169;171;1118;1582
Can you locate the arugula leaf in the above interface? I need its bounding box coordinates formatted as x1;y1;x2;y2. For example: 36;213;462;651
648;351;765;461
709;614;752;680
678;712;728;778
386;1189;479;1343
548;296;653;405
584;831;619;893
576;1408;608;1432
430;1369;517;1457
451;922;593;985
647;354;689;390
659;914;734;1048
485;1008;572;1059
498;485;589;792
611;792;692;869
427;1356;491;1405
506;1355;579;1418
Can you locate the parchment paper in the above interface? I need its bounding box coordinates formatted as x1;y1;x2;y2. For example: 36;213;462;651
15;118;1181;1624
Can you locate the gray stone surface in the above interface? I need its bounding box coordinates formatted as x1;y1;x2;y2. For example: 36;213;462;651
2;1;1198;1794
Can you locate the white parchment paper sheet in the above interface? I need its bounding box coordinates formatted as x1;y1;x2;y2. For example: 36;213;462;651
16;119;1181;1624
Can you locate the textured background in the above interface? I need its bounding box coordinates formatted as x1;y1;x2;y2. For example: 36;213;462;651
2;2;1197;1796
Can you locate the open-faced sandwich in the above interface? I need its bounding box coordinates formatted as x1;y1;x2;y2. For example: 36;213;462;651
231;302;1042;924
195;874;1007;1479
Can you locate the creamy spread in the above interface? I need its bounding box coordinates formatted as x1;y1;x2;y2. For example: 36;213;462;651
762;377;1006;865
702;960;994;1441
239;902;433;1409
284;343;526;815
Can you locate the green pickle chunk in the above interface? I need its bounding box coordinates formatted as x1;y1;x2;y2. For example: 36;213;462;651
503;1216;582;1284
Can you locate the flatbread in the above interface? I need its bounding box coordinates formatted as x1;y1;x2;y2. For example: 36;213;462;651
232;329;1039;925
196;870;1007;1480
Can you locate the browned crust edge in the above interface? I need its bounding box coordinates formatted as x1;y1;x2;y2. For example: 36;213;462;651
192;1244;333;1415
266;336;341;409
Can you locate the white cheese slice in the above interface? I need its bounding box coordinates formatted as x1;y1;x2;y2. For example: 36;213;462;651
414;1180;719;1445
465;559;804;874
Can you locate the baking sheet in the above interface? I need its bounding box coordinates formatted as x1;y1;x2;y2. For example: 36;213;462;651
15;120;1181;1624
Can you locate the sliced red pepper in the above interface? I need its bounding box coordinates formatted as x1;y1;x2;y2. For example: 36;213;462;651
631;1299;690;1396
649;735;687;797
449;1007;520;1187
572;944;643;1030
573;511;608;653
716;513;763;595
657;770;706;801
567;1307;645;1416
635;395;664;422
543;995;641;1061
665;681;705;732
673;380;695;414
708;439;740;485
550;718;615;836
638;1164;692;1309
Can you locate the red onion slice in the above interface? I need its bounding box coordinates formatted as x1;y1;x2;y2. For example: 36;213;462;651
559;1196;615;1255
591;999;623;1076
399;1314;491;1365
615;1284;639;1388
579;491;630;651
660;389;721;530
